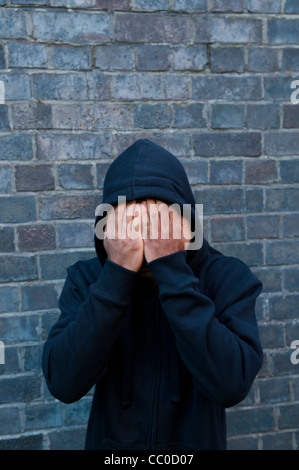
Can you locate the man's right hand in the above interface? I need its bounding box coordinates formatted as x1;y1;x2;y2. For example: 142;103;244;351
103;201;144;272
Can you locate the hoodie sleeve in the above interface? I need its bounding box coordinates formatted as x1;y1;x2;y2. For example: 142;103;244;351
42;259;139;404
147;250;263;408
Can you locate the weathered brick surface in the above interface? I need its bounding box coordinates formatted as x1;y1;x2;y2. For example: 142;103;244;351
0;1;298;451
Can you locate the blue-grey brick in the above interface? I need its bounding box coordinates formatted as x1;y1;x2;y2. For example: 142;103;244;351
227;407;274;436
0;287;18;313
53;104;93;129
48;428;86;451
21;284;58;311
18;223;56;251
12;0;49;3
58;223;94;248
52;45;91;70
227;436;258;451
247;47;279;72
12;102;53;130
194;16;262;43
245;188;264;212
172;45;208;71
96;162;111;189
115;13;192;43
113;72;190;100
21;344;44;372
40;251;93;280
0;346;19;376
192;132;261;157
259;379;290;404
0;9;27;39
36;133;112;161
8;41;48;68
247;214;280;239
25;403;63;430
0;134;33;161
209;160;243;185
173;0;206;11
210;216;245;242
0;196;36;223
259;323;285;349
213;242;263;266
278;404;299;430
282;213;299;238
284;267;299;291
211;104;245;129
0;314;39;342
15;165;55;192
282;48;299;71
0;73;31;100
51;0;94;6
0;376;41;404
181;160;208;185
86;71;112;100
285;0;299;13
263;432;294;451
0;45;5;69
210;46;245;73
247;104;280;129
32;73;88;101
245;160;278;184
0;435;44;451
95;45;133;70
134;0;169;11
134;103;172;129
268;19;299;44
194;187;245;214
39;194;99;220
272;350;298;376
0;227;15;253
0;106;10;130
192;75;262;100
173;103;206;128
266;239;299;264
135;45;171;71
209;0;243;11
64;398;92;426
251;266;281;292
264;76;297;101
31;11;111;44
264;132;299;156
0;165;11;194
57;164;94;189
0;408;21;435
283;105;299;129
248;0;281;12
265;188;299;212
0;256;37;283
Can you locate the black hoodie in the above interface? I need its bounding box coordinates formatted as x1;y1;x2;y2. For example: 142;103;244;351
42;139;263;450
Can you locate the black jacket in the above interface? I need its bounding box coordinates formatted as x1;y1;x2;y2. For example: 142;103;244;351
42;139;263;450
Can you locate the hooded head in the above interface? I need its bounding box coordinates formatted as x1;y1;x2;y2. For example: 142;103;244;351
94;139;203;268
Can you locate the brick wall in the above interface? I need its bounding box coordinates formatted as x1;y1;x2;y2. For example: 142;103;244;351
0;0;298;451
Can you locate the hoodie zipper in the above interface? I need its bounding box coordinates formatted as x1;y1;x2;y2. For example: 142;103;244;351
148;286;161;449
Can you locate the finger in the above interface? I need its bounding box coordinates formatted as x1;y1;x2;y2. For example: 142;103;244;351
116;202;126;239
123;201;136;238
156;200;169;240
141;201;150;240
147;199;159;240
130;203;141;239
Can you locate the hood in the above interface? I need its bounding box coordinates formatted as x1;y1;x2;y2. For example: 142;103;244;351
94;138;204;268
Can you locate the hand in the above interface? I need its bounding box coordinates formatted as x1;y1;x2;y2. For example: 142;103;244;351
140;199;192;263
103;201;144;272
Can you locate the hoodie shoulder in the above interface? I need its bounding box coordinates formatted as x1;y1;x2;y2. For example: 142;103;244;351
66;256;102;288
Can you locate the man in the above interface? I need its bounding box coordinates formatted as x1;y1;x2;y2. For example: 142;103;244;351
42;139;263;450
